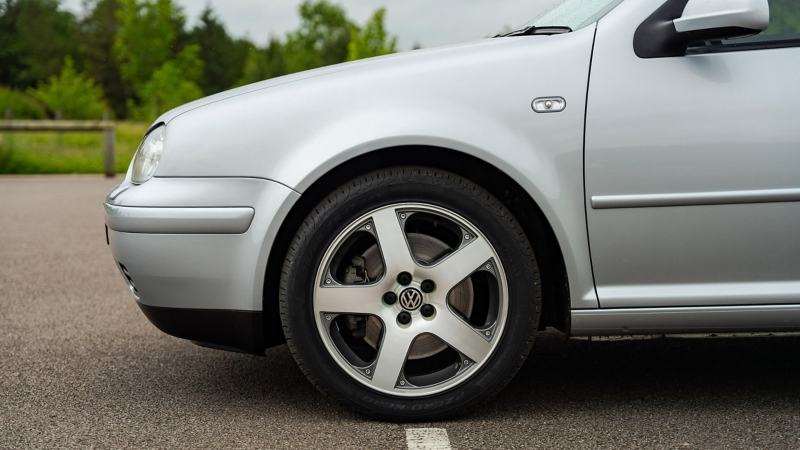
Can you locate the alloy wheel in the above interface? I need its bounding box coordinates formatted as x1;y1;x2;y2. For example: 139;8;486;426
313;203;509;397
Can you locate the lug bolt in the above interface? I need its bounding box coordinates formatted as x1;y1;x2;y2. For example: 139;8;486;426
398;311;411;325
365;224;372;230
383;291;397;305
485;330;491;336
399;380;406;386
420;279;436;293
325;278;332;284
400;213;407;219
464;234;471;240
397;272;413;286
421;304;435;318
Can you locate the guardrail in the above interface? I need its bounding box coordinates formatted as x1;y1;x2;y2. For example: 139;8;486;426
0;113;117;177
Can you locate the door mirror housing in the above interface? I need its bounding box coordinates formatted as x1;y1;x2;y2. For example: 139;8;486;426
674;0;769;37
634;0;769;58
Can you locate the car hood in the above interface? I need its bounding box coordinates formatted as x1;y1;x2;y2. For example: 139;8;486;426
152;37;528;129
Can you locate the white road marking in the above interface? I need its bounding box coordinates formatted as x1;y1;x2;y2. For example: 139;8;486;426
406;428;452;450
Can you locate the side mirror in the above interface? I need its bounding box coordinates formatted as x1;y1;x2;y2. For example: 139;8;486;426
634;0;770;58
674;0;769;39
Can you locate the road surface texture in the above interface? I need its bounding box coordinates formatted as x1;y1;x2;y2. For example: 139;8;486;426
2;176;799;449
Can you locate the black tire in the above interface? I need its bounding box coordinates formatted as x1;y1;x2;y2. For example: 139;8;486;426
279;167;541;421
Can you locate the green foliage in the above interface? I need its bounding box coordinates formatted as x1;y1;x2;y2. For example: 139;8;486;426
236;0;364;87
765;0;800;35
128;45;204;121
80;0;130;119
1;0;404;125
237;1;398;86
347;8;397;61
174;44;204;84
0;0;80;88
0;85;46;119
284;0;352;73
114;0;184;91
0;1;25;87
237;39;287;86
190;7;250;94
0;0;408;175
115;0;204;121
27;57;107;120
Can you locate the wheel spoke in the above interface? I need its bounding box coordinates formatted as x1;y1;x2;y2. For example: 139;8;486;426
371;207;416;275
419;236;494;292
435;310;493;363
314;284;386;315
370;327;416;391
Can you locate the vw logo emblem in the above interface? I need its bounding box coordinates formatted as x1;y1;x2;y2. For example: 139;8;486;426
399;288;423;311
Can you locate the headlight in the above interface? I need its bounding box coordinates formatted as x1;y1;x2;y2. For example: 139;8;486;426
131;125;166;184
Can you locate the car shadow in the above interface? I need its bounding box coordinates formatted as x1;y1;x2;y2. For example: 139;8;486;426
155;331;800;424
472;331;800;421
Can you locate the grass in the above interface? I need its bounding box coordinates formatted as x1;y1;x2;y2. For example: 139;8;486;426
0;122;149;174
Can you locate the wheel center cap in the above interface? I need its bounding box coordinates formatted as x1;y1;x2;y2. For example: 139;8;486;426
399;288;423;311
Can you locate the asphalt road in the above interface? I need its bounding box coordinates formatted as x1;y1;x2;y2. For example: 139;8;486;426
2;175;800;449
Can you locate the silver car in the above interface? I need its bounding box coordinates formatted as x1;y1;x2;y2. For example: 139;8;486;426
104;0;800;420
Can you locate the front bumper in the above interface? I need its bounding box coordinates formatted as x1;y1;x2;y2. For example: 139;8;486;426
104;176;299;354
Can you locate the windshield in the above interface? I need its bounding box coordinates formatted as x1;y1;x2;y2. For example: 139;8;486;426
524;0;626;31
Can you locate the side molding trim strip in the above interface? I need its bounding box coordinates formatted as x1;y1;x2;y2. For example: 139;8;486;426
104;203;255;234
591;188;800;209
572;305;800;336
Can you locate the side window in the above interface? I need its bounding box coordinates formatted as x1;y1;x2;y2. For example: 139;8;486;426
688;0;800;54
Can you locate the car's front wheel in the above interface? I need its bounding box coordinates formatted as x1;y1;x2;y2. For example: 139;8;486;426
280;167;541;421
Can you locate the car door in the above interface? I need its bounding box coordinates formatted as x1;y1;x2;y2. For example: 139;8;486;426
584;0;800;309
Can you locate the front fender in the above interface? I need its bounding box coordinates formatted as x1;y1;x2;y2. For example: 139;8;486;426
155;25;599;309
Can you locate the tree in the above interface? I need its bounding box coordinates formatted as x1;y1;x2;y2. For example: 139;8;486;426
114;0;184;92
0;0;23;87
27;56;107;119
237;38;287;86
128;45;203;121
2;0;405;120
115;0;202;120
190;7;250;94
0;85;46;119
284;0;352;74
81;0;130;118
765;0;800;35
0;0;80;88
347;8;397;61
236;2;399;86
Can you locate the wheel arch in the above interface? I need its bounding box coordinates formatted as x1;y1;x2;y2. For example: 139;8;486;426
262;146;570;348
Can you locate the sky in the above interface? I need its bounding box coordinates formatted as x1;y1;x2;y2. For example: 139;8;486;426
62;0;561;51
